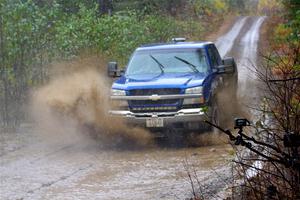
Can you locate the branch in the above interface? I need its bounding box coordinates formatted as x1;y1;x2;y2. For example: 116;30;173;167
268;77;300;82
204;121;288;166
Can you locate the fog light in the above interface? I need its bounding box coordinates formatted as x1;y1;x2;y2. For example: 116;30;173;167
183;97;204;105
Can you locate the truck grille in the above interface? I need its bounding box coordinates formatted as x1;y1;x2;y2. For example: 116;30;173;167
131;106;178;112
130;99;178;105
128;88;182;112
128;88;181;96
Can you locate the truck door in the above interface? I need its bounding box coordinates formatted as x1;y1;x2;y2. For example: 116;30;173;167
207;44;223;98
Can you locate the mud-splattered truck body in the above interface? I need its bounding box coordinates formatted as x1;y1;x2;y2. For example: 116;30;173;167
108;39;237;132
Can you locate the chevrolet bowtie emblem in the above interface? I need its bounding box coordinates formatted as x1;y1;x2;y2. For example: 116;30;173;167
149;94;160;101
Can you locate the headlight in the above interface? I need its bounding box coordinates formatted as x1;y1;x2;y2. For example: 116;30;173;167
111;89;126;96
185;86;203;94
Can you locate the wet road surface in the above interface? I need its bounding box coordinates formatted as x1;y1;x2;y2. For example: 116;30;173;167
0;16;266;200
1;127;232;200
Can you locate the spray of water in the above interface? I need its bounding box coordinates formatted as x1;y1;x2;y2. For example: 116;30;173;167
30;57;153;148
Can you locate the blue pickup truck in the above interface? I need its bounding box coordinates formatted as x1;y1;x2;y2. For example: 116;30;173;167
108;38;237;134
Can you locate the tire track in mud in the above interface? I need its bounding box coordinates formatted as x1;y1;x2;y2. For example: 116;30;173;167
216;16;267;118
0;144;27;158
19;164;93;200
205;16;267;199
0;141;98;200
240;17;266;64
29;144;74;164
0;139;76;166
232;16;266;118
0;128;32;158
215;16;248;57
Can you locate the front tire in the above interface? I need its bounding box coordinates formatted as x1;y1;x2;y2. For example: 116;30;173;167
201;99;221;133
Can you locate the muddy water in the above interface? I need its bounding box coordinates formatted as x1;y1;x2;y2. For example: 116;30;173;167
0;128;233;200
0;16;266;200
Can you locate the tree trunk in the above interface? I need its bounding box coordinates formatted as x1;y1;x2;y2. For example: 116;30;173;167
98;0;113;15
0;12;8;127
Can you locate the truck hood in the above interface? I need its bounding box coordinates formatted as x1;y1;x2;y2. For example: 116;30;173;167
112;73;207;90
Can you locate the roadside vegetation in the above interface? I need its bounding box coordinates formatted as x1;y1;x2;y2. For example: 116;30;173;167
208;1;300;199
0;0;249;128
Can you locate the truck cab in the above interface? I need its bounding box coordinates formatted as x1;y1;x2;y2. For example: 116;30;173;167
108;39;237;133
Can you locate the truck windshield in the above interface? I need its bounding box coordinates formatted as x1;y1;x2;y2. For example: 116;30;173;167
125;49;209;76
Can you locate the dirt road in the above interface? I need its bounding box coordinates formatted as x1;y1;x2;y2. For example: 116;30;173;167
0;16;266;200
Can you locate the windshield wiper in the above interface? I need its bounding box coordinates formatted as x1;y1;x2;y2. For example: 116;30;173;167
174;56;199;73
150;55;165;73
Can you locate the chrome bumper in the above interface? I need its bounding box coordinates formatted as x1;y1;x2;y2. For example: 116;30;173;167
109;108;206;126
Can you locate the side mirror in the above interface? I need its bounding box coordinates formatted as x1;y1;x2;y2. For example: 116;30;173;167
217;57;236;74
217;65;234;74
108;61;121;77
